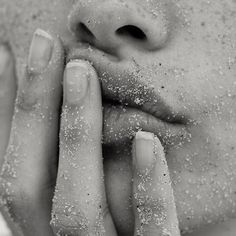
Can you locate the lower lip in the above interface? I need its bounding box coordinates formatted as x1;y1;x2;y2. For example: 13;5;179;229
102;103;190;149
67;46;190;148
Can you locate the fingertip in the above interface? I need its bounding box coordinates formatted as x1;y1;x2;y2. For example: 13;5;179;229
133;131;155;175
63;59;100;107
27;28;64;74
133;131;168;175
64;60;91;105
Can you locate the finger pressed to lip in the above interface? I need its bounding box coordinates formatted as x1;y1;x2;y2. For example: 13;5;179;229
103;104;190;148
51;59;117;235
132;131;180;236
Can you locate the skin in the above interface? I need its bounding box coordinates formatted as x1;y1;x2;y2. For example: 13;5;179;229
0;0;236;235
0;34;180;236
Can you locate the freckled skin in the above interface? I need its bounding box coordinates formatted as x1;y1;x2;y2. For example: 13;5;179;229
1;0;236;235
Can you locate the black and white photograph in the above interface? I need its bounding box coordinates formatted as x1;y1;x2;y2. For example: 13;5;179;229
0;1;236;235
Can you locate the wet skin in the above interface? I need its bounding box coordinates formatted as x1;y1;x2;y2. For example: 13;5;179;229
0;0;236;235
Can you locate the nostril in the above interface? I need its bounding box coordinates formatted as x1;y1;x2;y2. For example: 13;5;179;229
76;22;96;43
116;25;147;41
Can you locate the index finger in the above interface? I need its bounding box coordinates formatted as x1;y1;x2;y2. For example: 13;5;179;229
132;131;180;236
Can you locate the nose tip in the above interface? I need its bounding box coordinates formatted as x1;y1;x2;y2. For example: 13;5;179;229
68;1;171;54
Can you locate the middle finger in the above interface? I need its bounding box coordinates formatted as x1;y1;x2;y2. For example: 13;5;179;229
51;60;117;235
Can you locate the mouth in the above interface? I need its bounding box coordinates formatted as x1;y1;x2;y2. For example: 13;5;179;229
66;42;191;149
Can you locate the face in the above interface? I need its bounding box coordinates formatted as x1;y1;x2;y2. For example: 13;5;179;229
1;0;236;234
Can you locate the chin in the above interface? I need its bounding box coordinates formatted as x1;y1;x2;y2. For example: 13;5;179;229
103;117;236;235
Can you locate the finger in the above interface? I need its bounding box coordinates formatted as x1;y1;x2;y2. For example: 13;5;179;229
0;29;64;235
0;43;22;236
0;43;17;168
51;60;117;236
132;131;180;236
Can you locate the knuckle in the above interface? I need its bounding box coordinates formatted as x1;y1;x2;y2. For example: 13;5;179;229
15;71;57;114
16;87;40;113
60;109;90;148
60;124;85;148
135;193;166;214
51;202;107;235
0;176;30;217
51;209;89;235
134;194;169;227
15;86;59;122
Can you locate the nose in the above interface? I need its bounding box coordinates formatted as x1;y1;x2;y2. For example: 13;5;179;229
68;1;171;54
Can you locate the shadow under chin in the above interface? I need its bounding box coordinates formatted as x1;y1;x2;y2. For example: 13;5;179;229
103;144;135;236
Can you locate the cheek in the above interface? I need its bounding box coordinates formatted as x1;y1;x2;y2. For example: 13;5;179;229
132;54;210;117
3;0;73;77
167;120;236;231
168;113;236;175
136;49;235;121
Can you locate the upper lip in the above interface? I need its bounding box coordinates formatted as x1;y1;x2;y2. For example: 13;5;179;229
66;42;189;126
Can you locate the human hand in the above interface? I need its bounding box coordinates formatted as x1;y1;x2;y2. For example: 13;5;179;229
0;29;180;236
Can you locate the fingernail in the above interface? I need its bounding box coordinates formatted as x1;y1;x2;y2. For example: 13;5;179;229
64;60;90;104
134;131;156;174
0;44;11;76
28;29;53;71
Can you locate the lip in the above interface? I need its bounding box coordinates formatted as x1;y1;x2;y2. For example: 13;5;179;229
66;42;191;147
102;103;190;148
